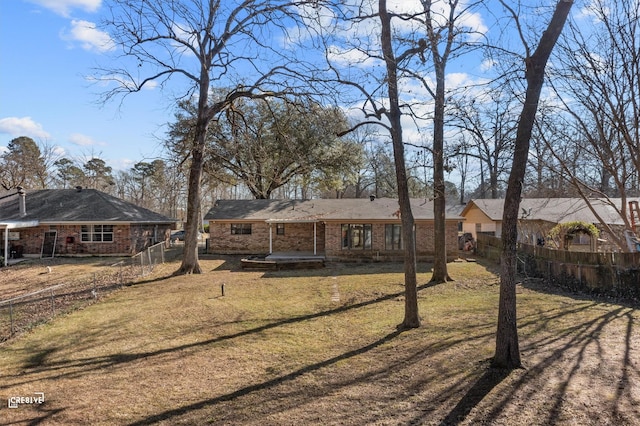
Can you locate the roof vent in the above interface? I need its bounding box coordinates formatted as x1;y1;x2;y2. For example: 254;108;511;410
76;186;82;192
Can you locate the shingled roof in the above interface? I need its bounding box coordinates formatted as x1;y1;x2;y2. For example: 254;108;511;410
204;198;463;222
0;188;175;224
461;198;632;226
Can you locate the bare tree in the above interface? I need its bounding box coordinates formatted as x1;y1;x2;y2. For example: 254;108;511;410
99;0;320;274
378;0;420;328
451;88;518;199
544;0;640;250
412;0;485;283
493;0;573;369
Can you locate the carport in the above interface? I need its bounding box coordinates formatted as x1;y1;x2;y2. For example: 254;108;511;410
0;220;39;267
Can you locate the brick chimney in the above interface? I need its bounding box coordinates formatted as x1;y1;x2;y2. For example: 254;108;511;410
17;186;26;217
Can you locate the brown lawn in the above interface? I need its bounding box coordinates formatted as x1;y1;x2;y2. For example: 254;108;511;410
0;254;638;425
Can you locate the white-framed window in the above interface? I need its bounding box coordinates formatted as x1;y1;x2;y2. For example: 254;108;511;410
81;224;114;242
276;223;285;235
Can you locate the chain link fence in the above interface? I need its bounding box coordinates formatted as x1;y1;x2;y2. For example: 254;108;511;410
131;242;166;277
0;242;167;342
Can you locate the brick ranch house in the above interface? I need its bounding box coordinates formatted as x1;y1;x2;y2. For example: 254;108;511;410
0;187;175;265
204;197;462;261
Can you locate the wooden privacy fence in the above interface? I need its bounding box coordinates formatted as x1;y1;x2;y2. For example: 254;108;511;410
476;233;640;299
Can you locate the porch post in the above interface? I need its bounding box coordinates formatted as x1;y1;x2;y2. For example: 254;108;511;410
3;226;7;267
313;222;317;255
269;223;273;254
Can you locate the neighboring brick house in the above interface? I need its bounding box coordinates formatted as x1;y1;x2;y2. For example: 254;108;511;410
204;198;462;261
0;187;175;264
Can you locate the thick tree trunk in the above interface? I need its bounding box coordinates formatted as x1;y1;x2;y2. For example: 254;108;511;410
176;144;204;275
175;72;211;275
493;0;573;369
431;60;452;283
380;0;420;329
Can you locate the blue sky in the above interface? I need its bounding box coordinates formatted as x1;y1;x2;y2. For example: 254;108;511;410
0;0;171;170
0;1;587;176
0;0;497;174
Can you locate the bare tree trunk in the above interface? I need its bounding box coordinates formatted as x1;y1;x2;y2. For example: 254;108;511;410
493;0;573;369
176;67;212;275
380;0;419;329
431;58;452;283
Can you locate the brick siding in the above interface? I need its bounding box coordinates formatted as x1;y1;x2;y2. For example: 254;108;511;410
209;220;458;261
3;224;171;257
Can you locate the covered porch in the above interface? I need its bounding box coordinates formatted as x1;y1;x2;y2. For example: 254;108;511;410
1;220;39;267
265;219;325;256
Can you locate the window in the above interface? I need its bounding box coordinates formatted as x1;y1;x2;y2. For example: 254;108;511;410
385;224;403;250
276;223;285;235
231;223;252;235
341;224;372;250
81;224;114;242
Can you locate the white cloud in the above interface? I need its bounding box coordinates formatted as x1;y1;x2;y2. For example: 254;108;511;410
577;1;609;24
327;44;382;68
111;157;135;171
446;72;472;89
52;145;67;157
69;133;105;147
27;0;101;18
61;20;115;52
0;117;51;139
480;58;495;72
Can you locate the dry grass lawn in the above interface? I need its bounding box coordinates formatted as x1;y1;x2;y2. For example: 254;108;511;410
0;254;638;425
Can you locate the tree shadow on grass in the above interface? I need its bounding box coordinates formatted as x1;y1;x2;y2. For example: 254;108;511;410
126;329;404;425
437;305;637;425
1;279;443;392
436;365;512;426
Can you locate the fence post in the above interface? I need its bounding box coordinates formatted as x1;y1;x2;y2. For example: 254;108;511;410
147;247;152;273
577;263;581;285
93;273;98;299
50;288;55;317
9;301;14;336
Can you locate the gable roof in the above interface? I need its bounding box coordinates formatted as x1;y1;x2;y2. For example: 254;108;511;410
0;189;175;224
460;198;633;226
205;198;463;222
